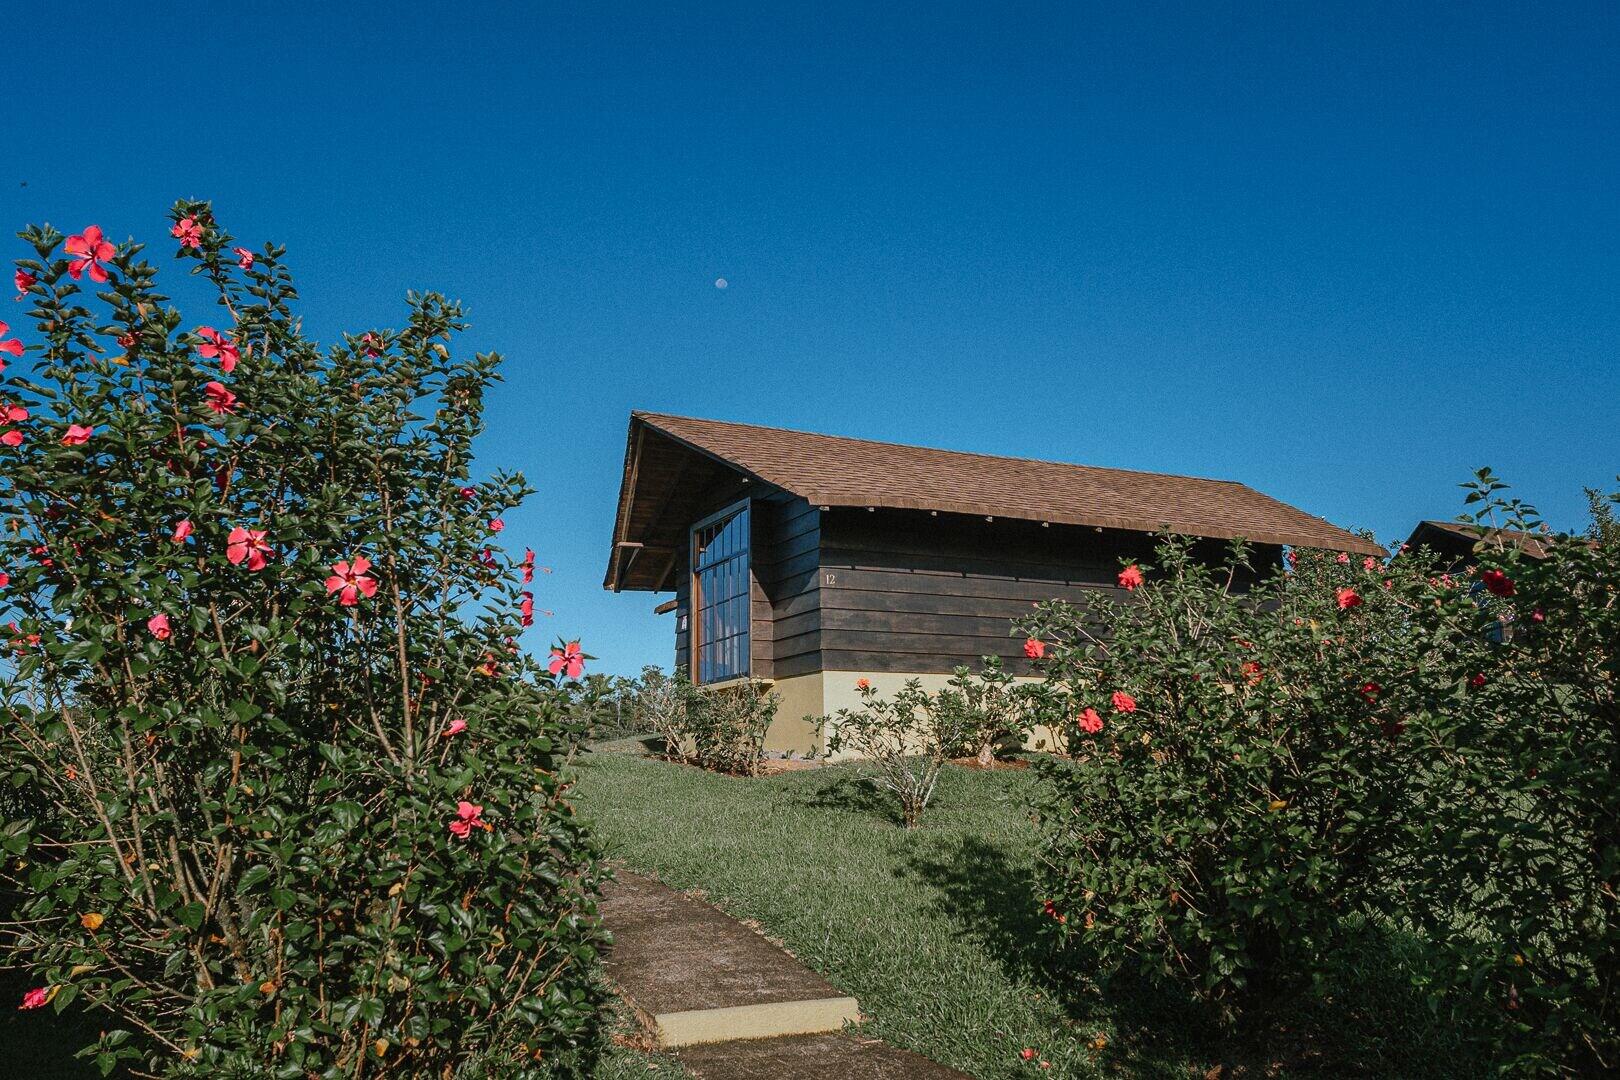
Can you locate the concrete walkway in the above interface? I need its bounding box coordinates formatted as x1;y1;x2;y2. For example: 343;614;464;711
600;870;968;1079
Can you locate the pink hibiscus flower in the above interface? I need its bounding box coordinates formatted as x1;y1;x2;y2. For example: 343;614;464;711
1078;707;1104;735
203;380;238;415
1363;557;1379;570
0;571;9;588
448;801;484;839
1024;637;1047;659
64;226;115;283
547;641;585;679
19;986;48;1010
325;557;379;606
522;548;536;583
520;591;535;627
1117;564;1144;591
443;718;467;738
488;518;505;533
12;270;34;299
1336;587;1362;610
1110;691;1137;713
232;247;255;270
61;424;93;446
226;527;273;571
195;327;239;373
171;217;203;248
147;613;172;640
1;429;21;447
171;519;193;543
0;320;21;363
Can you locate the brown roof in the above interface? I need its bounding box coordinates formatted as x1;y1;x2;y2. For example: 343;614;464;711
606;412;1381;589
1405;520;1555;560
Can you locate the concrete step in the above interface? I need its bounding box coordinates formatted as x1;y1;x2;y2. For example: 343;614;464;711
600;871;860;1047
677;1032;972;1080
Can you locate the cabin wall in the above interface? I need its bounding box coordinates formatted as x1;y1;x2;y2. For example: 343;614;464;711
814;509;1281;676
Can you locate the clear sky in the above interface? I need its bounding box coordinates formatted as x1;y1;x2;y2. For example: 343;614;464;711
8;3;1618;675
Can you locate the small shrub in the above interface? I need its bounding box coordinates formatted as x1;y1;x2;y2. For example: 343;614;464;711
633;668;776;775
687;679;777;776
935;656;1040;765
821;679;976;827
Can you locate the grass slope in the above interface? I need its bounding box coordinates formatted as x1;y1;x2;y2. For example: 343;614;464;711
573;750;1489;1079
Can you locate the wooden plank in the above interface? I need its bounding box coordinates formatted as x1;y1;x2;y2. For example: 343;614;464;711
772;627;822;662
819;607;1024;638
819;648;1040;677
818;587;1061;620
818;566;1119;603
817;628;1025;656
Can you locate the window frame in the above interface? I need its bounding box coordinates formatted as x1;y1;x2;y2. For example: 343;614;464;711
689;498;752;685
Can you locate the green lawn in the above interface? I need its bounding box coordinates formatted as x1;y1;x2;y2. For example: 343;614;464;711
573;749;1490;1079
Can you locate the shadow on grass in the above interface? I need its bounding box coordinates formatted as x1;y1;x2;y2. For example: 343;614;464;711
794;769;905;827
900;834;1493;1078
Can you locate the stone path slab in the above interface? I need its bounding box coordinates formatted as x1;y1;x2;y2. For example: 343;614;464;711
600;870;859;1047
676;1032;971;1079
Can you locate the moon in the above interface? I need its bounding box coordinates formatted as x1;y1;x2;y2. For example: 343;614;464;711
714;278;728;289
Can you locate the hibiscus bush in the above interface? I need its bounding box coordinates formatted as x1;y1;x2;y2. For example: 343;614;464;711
1022;476;1620;1073
0;204;607;1077
821;678;978;827
632;668;777;775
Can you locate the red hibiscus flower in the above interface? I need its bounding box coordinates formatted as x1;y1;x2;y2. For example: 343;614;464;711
1359;681;1381;701
522;548;536;583
203;380;238;415
488;518;505;533
1480;569;1515;597
65;226;115;283
1469;673;1486;689
325;557;378;606
1020;1048;1036;1061
0;572;9;589
1241;660;1263;684
195;327;239;373
447;801;484;839
171;217;203;248
855;677;871;691
1024;637;1047;659
1110;691;1137;713
459;486;476;500
0;321;21;365
225;527;273;571
171;519;193;543
147;614;171;640
520;591;535;627
232;246;255;269
1117;564;1144;591
0;429;21;447
12;270;34;299
1078;707;1104;735
19;986;49;1010
1336;587;1362;610
548;641;585;679
61;423;93;446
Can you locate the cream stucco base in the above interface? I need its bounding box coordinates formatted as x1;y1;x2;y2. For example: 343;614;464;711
762;670;1061;760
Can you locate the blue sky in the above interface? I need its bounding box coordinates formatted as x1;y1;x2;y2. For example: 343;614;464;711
8;2;1618;674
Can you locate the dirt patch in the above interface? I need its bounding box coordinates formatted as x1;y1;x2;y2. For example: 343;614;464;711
755;758;824;777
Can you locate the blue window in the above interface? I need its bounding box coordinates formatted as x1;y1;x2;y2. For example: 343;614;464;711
691;502;751;683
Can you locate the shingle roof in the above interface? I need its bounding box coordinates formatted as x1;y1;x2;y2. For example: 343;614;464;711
1406;520;1555;560
623;411;1381;558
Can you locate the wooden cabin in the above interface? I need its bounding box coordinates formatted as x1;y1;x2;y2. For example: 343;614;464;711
605;412;1380;753
1402;520;1554;573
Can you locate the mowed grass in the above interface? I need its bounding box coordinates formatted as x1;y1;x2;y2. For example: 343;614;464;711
573;750;1491;1079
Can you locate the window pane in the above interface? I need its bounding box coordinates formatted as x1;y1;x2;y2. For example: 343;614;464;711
692;504;751;683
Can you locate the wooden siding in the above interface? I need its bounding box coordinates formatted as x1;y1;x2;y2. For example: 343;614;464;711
816;509;1280;676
